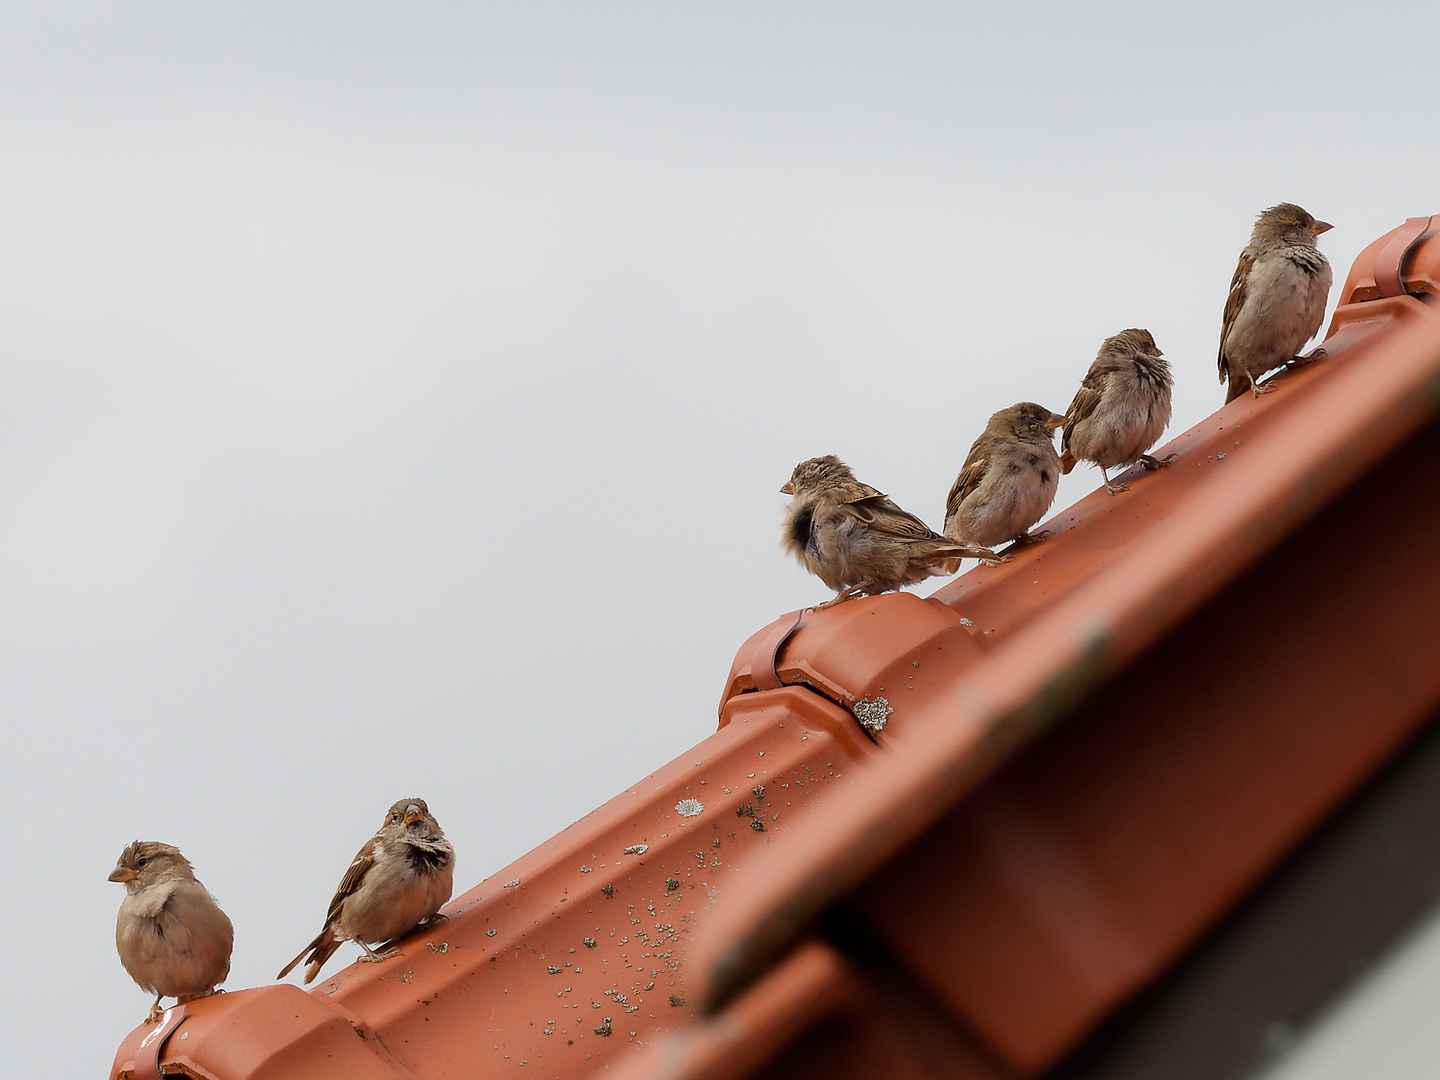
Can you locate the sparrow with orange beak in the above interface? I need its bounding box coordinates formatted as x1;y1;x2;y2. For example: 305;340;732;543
944;402;1067;548
1219;203;1333;402
110;841;234;1020
279;797;454;985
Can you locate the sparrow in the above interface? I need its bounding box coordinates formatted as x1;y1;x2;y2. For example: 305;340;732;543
110;841;234;1021
1059;328;1175;495
279;798;454;985
1219;203;1333;402
944;402;1066;547
780;455;997;606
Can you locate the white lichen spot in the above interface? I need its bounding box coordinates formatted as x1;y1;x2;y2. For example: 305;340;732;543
503;879;520;888
959;617;974;626
624;844;649;856
852;696;894;733
675;799;704;818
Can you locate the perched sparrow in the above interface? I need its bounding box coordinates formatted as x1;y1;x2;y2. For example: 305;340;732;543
110;841;234;1021
1059;328;1175;495
279;798;454;985
944;402;1066;547
780;455;996;606
1219;203;1333;402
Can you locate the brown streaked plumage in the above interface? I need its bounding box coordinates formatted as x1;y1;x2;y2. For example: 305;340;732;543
1219;203;1333;402
110;841;234;1021
944;403;1065;548
1060;328;1175;495
279;798;454;985
780;455;997;606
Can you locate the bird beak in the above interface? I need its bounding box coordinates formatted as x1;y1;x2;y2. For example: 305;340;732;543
779;482;795;495
109;866;136;883
403;805;425;825
1311;220;1333;236
1044;413;1067;432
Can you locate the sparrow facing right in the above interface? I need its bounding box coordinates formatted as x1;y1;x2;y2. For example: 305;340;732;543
1059;328;1175;495
279;798;454;985
944;402;1066;548
1219;203;1333;402
110;841;234;1021
781;455;998;606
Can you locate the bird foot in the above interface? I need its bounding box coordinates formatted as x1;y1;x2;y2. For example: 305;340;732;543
358;946;403;964
1250;378;1280;398
1139;453;1177;470
818;585;872;609
421;912;450;927
980;553;1014;567
1009;530;1050;547
1104;481;1130;495
148;1003;166;1023
1288;346;1328;367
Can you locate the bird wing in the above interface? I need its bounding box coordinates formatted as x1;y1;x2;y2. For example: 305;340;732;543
1061;370;1106;455
1218;251;1253;382
324;834;382;927
163;882;235;984
843;494;942;543
276;838;380;981
945;457;988;523
832;478;888;505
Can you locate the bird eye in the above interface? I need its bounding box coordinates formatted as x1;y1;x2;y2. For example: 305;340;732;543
136;856;148;867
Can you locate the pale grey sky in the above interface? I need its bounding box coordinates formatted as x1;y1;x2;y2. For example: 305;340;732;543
2;4;1437;1074
1258;902;1440;1079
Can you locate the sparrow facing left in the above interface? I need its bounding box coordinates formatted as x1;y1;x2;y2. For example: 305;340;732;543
944;402;1066;548
1059;328;1175;495
1219;203;1333;402
781;455;998;606
110;841;234;1021
279;798;454;985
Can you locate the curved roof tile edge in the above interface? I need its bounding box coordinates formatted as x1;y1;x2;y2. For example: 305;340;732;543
691;289;1440;1014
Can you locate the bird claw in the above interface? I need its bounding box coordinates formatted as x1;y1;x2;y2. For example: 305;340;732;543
1009;530;1049;547
1288;346;1327;367
1140;454;1177;470
981;553;1013;566
1104;481;1130;495
359;947;402;964
1250;377;1280;397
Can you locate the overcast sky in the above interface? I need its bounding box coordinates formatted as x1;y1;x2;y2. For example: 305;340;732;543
3;4;1438;1075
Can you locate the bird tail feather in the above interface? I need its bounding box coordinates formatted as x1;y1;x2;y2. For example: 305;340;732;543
277;930;338;982
938;540;996;565
1060;451;1076;475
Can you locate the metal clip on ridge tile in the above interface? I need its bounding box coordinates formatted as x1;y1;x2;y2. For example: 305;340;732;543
133;1005;185;1080
748;609;807;691
1374;215;1435;297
